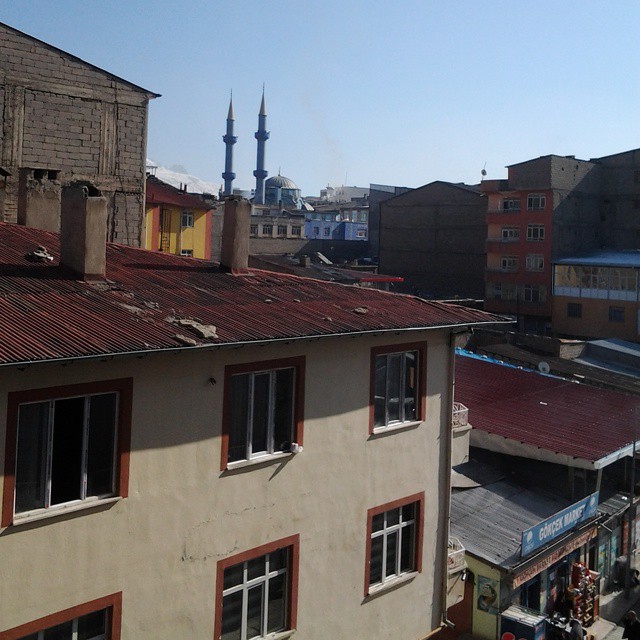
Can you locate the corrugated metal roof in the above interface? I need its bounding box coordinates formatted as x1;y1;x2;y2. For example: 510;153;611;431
451;471;573;568
456;353;639;463
0;224;504;366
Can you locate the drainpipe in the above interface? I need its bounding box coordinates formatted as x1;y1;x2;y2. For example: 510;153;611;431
439;329;467;631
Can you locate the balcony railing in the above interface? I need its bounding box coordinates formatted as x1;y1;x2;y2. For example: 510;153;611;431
452;402;468;429
448;537;466;574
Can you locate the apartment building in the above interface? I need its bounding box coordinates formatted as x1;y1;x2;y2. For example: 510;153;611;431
0;190;501;638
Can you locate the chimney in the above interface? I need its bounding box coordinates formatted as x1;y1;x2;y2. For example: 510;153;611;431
299;255;311;267
60;183;107;280
220;196;250;274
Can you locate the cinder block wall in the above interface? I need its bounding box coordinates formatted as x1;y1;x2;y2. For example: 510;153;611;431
0;23;155;246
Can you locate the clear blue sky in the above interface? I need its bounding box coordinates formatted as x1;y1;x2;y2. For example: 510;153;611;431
2;1;639;195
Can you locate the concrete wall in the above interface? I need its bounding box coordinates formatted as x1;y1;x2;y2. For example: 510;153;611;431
379;182;487;299
0;331;452;638
0;23;154;245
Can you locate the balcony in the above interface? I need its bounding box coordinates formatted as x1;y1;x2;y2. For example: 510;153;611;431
448;537;466;574
452;402;468;429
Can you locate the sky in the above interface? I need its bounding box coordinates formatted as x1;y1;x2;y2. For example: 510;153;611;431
1;1;639;196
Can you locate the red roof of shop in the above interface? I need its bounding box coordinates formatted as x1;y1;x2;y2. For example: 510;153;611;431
0;224;504;366
455;354;638;463
145;176;211;210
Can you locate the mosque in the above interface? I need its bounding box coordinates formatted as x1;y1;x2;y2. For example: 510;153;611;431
221;92;307;210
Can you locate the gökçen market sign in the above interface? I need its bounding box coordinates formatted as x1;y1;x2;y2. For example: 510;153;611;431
521;491;599;558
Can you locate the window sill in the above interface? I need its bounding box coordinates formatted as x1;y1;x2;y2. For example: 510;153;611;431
224;451;294;473
266;630;295;640
365;571;418;600
371;420;422;438
10;496;121;527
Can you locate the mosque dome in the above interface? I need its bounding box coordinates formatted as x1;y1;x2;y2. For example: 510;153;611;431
266;174;298;190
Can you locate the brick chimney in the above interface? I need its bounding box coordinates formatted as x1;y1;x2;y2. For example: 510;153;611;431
60;183;107;280
220;196;250;274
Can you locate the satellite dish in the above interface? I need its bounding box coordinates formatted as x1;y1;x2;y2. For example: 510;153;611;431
538;361;550;374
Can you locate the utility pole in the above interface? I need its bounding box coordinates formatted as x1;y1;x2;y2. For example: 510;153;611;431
625;417;637;599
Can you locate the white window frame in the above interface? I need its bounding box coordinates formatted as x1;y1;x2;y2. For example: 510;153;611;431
262;224;273;235
277;225;287;236
181;211;194;228
21;610;109;639
526;224;545;241
221;549;289;640
373;350;419;430
356;229;367;238
14;393;118;519
502;198;520;212
369;504;418;588
500;256;518;272
227;367;296;464
501;227;520;242
291;226;301;236
180;249;193;257
250;224;259;236
525;254;544;272
526;194;546;211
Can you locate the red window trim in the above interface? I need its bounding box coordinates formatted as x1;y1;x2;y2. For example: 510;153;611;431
364;492;425;597
0;592;122;640
1;378;133;528
369;342;427;434
213;534;300;640
220;357;305;471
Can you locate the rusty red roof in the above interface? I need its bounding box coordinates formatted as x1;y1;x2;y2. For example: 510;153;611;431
146;176;211;210
0;224;504;366
456;353;639;463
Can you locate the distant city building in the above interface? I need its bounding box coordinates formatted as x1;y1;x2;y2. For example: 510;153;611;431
379;181;487;299
316;184;370;203
482;149;640;334
144;175;212;259
553;250;640;342
305;203;369;241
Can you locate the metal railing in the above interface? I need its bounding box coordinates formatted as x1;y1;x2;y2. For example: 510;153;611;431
452;402;469;428
448;537;466;574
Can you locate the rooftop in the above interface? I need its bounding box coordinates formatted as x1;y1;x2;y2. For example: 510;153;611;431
0;224;503;366
455;352;639;466
145;175;212;210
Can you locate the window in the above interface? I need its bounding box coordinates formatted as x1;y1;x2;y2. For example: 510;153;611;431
609;306;625;323
526;254;544;272
500;256;518;272
502;198;520;212
2;380;132;527
1;593;121;640
312;226;320;236
180;249;193;257
181;211;194;228
215;536;299;640
501;227;520;242
359;212;368;222
277;225;287;236
526;224;545;241
370;344;425;433
365;494;424;595
250;225;258;236
262;224;273;235
567;303;582;319
527;194;546;210
221;358;304;469
291;226;301;237
356;229;367;238
323;227;331;237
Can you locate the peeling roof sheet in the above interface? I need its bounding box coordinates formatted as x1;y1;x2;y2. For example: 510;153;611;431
0;224;504;366
456;353;639;463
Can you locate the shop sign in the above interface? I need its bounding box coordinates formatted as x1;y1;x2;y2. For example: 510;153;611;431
513;527;596;588
521;492;599;557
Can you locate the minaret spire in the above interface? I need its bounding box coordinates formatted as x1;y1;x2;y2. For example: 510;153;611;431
222;91;237;197
253;86;269;205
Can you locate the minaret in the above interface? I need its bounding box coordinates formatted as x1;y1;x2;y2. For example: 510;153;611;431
221;94;237;196
253;89;270;205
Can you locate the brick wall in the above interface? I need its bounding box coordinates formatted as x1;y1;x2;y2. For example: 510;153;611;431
0;22;155;245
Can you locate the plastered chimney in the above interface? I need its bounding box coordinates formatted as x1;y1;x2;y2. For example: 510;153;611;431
220;196;250;274
60;183;107;280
